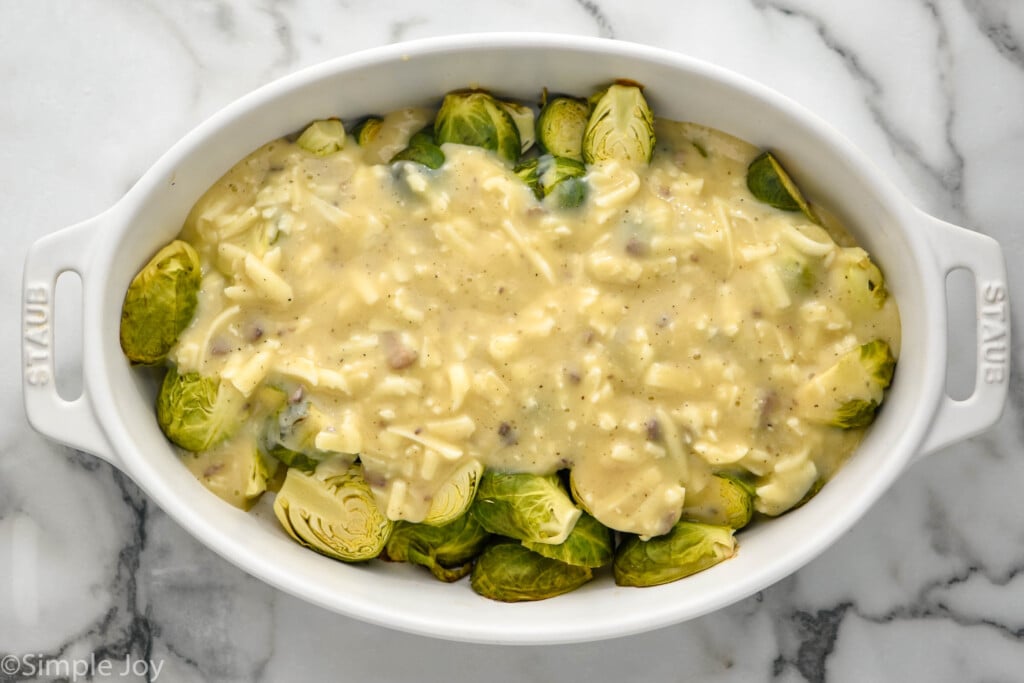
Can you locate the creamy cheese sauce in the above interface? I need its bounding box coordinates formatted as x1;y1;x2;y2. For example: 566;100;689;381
172;116;900;538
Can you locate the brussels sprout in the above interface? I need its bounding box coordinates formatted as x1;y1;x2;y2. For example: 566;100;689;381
266;400;356;470
120;240;201;365
613;521;736;587
775;248;817;295
498;100;536;153
266;446;320;473
514;158;539;193
515;155;588;209
472;472;582;545
746;151;817;222
537;95;589;161
351;116;383;147
390;127;446;170
423;459;484;526
273;464;392;562
181;433;272;510
434;91;521;164
470;542;593;602
796;340;896;429
522;512;614;568
296;119;346;156
680;474;755;530
156;367;247;452
831;248;888;311
384;514;491;582
274;401;329;454
582;83;656;166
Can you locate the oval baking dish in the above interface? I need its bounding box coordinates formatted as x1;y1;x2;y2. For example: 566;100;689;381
22;34;1009;644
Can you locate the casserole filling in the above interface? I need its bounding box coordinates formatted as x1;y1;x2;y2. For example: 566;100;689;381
121;84;900;597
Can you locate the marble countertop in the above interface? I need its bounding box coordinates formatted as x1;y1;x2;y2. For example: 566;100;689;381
5;1;1024;681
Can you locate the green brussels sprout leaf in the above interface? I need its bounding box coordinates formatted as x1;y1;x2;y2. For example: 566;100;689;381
391;127;446;170
181;432;272;510
680;474;755;530
498;100;536;153
423;459;484;526
514;158;541;198
156;367;247;452
434;91;521;164
746;151;817;222
831;248;888;311
613;521;736;587
515;155;588;209
120;240;201;365
383;514;491;582
522;512;614;568
266;445;321;473
471;542;593;602
296;119;346;156
471;472;581;545
273;464;392;562
796;340;896;429
351;116;383;147
537;96;589;161
582;83;656;166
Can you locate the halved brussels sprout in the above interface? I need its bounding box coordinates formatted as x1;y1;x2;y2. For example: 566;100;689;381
434;91;521;164
120;240;201;365
522;512;614;568
515;155;588;208
470;542;593;602
514;157;539;191
266;446;320;473
471;472;582;545
537;95;589;161
775;247;817;295
746;151;817;222
582;83;656;166
613;521;736;587
156;367;247;452
352;116;383;147
830;248;888;311
384;514;491;582
423;459;484;526
796;340;896;429
391;127;446;170
680;474;755;530
181;432;272;510
499;100;536;153
274;401;329;454
273;463;392;562
296;119;346;156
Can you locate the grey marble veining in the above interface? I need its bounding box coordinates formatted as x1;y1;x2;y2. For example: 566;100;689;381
4;1;1024;681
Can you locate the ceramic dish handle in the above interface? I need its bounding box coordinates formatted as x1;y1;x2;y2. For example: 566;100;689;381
22;214;119;468
916;211;1010;458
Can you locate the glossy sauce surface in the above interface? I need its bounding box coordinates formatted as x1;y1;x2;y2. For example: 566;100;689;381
172;115;900;537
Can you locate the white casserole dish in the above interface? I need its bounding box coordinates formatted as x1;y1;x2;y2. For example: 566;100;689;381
22;34;1010;644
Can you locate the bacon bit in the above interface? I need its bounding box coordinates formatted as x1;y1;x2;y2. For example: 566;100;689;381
498;422;518;446
645;418;662;442
203;464;225;478
245;323;265;342
757;391;777;429
625;237;649;257
381;331;419;369
208;337;232;356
